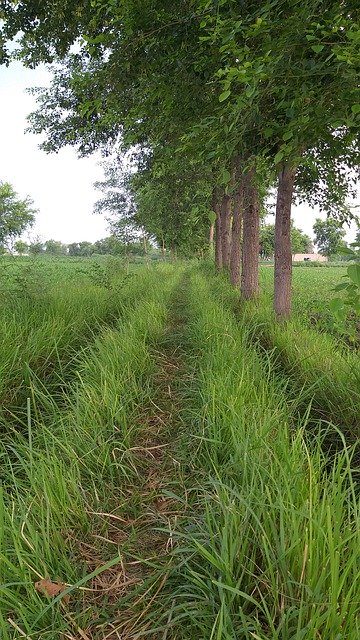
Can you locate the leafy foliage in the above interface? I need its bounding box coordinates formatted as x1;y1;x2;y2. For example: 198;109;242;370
313;217;347;257
0;181;37;248
330;241;360;335
260;222;312;258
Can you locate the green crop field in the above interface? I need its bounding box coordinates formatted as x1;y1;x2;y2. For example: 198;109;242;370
0;257;359;640
260;264;350;334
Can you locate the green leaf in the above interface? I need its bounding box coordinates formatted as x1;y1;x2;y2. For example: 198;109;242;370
221;169;231;184
351;104;360;115
274;151;284;165
333;282;351;292
208;210;217;224
219;90;231;102
282;131;293;141
347;264;360;288
338;246;355;256
311;44;324;53
264;127;274;139
306;34;316;41
330;298;344;312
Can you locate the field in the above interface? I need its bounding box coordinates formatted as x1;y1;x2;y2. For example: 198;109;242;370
260;264;352;336
0;257;359;639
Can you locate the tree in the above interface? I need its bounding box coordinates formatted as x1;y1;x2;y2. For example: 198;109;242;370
29;240;44;255
0;182;36;249
94;236;124;256
291;227;313;255
68;242;81;256
78;241;95;257
260;222;312;258
2;0;359;319
355;226;360;245
313;218;347;257
14;240;29;255
206;0;359;315
68;241;95;256
44;239;68;255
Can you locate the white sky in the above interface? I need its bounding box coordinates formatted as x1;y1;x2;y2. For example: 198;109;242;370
0;61;108;243
0;60;358;245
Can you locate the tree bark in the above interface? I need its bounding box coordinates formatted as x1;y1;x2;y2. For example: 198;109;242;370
241;167;260;299
213;188;222;270
230;178;243;287
274;163;297;319
220;192;232;270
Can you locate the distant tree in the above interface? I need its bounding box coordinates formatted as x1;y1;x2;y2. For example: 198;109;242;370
313;218;347;257
259;225;276;259
94;236;125;256
44;239;68;255
14;240;29;255
355;226;360;245
68;242;81;256
68;241;95;256
78;241;95;256
260;222;312;259
291;227;313;255
0;181;37;249
29;240;44;255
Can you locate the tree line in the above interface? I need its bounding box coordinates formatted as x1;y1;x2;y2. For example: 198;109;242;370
9;236;149;257
1;1;359;317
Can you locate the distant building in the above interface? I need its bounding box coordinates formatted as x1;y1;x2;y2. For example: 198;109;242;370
292;253;328;262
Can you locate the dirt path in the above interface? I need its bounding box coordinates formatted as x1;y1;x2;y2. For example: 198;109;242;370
83;277;190;639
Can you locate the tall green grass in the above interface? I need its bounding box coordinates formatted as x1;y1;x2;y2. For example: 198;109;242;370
0;264;171;424
0;265;180;639
199;264;360;442
149;270;360;639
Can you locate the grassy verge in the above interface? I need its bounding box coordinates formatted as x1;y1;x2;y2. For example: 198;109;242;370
0;264;172;425
145;269;360;639
0;265;181;639
200;264;360;444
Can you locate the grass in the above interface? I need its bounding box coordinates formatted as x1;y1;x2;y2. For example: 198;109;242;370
0;258;359;639
0;260;167;426
146;269;360;639
0;262;181;638
259;264;358;342
199;264;360;444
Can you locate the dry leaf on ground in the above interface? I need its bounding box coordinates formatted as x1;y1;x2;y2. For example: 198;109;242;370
35;579;69;602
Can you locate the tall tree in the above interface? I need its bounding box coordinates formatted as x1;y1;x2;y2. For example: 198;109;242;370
44;239;67;255
14;240;29;255
0;182;36;249
313;218;347;257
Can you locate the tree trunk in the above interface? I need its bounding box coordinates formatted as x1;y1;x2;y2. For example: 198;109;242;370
274;163;297;319
230;179;243;287
220;192;232;270
241;167;260;299
213;188;222;270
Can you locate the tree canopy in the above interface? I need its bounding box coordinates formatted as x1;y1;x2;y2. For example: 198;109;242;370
313;218;347;257
0;181;37;249
1;0;359;316
260;222;312;259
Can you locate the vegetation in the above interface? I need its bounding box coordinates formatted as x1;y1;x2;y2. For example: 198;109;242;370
0;181;37;251
260;221;312;258
14;235;154;258
0;258;358;639
313;217;347;257
0;1;359;638
1;0;358;317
